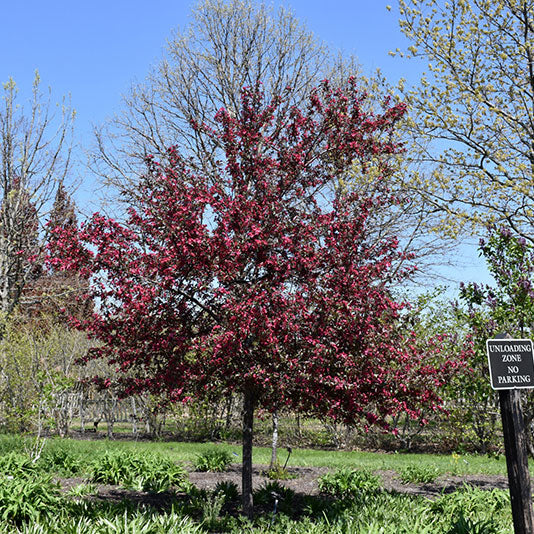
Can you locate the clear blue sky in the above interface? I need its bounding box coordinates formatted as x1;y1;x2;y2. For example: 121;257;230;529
0;0;490;288
0;1;411;137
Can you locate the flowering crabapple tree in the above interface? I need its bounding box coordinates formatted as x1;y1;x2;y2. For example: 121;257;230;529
49;79;456;517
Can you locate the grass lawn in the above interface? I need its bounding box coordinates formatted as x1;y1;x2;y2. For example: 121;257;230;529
4;434;508;476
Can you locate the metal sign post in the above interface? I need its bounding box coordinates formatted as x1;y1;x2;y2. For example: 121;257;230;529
487;338;534;534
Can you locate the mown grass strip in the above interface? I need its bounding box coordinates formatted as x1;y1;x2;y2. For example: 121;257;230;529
0;434;512;476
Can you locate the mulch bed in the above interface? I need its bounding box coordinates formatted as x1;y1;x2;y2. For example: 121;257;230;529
57;463;510;507
189;464;509;499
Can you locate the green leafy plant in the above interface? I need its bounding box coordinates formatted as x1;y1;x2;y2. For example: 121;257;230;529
447;514;499;534
66;482;98;499
200;491;226;529
432;486;509;520
91;450;133;485
183;486;230;531
264;462;297;480
318;468;381;500
214;481;240;504
91;450;187;492
254;481;296;515
0;452;39;478
0;474;62;524
398;465;440;484
193;449;232;472
40;447;83;476
0;435;25;456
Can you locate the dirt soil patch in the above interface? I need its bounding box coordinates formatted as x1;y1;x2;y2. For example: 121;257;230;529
188;464;509;499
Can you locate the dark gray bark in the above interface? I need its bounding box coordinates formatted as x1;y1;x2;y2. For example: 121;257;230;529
242;390;255;519
500;389;534;534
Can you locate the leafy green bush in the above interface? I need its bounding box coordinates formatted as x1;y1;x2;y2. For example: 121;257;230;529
447;514;499;534
318;468;381;500
254;481;296;515
398;465;440;484
0;452;39;478
193;449;232;472
264;462;297;480
214;481;240;504
91;450;187;492
0;474;62;524
432;486;509;520
39;447;83;476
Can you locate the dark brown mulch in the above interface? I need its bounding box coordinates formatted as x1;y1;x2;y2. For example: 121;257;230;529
377;470;509;498
188;464;510;500
57;464;510;509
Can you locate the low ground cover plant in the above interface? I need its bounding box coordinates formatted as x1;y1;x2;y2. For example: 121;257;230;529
447;514;500;534
66;482;98;498
0;435;514;532
39;447;84;476
263;461;297;480
254;481;296;515
0;482;512;533
91;449;187;492
0;473;62;525
193;448;233;472
0;452;40;478
398;465;440;484
431;485;509;523
318;468;381;499
214;481;240;504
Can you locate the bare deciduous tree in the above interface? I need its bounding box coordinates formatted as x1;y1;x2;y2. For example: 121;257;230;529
0;72;74;320
93;0;351;197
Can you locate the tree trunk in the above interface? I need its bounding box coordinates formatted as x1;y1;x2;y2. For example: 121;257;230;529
270;411;279;470
242;390;255;519
103;394;116;439
131;397;138;439
225;394;233;434
500;389;534;533
37;397;44;439
79;393;85;433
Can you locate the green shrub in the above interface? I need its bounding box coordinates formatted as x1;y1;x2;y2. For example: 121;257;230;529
214;480;240;503
318;468;381;500
193;449;232;472
0;452;39;478
39;447;83;476
0;474;62;524
91;450;187;492
264;462;297;480
432;486;509;520
447;514;499;534
398;465;440;484
254;481;296;514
